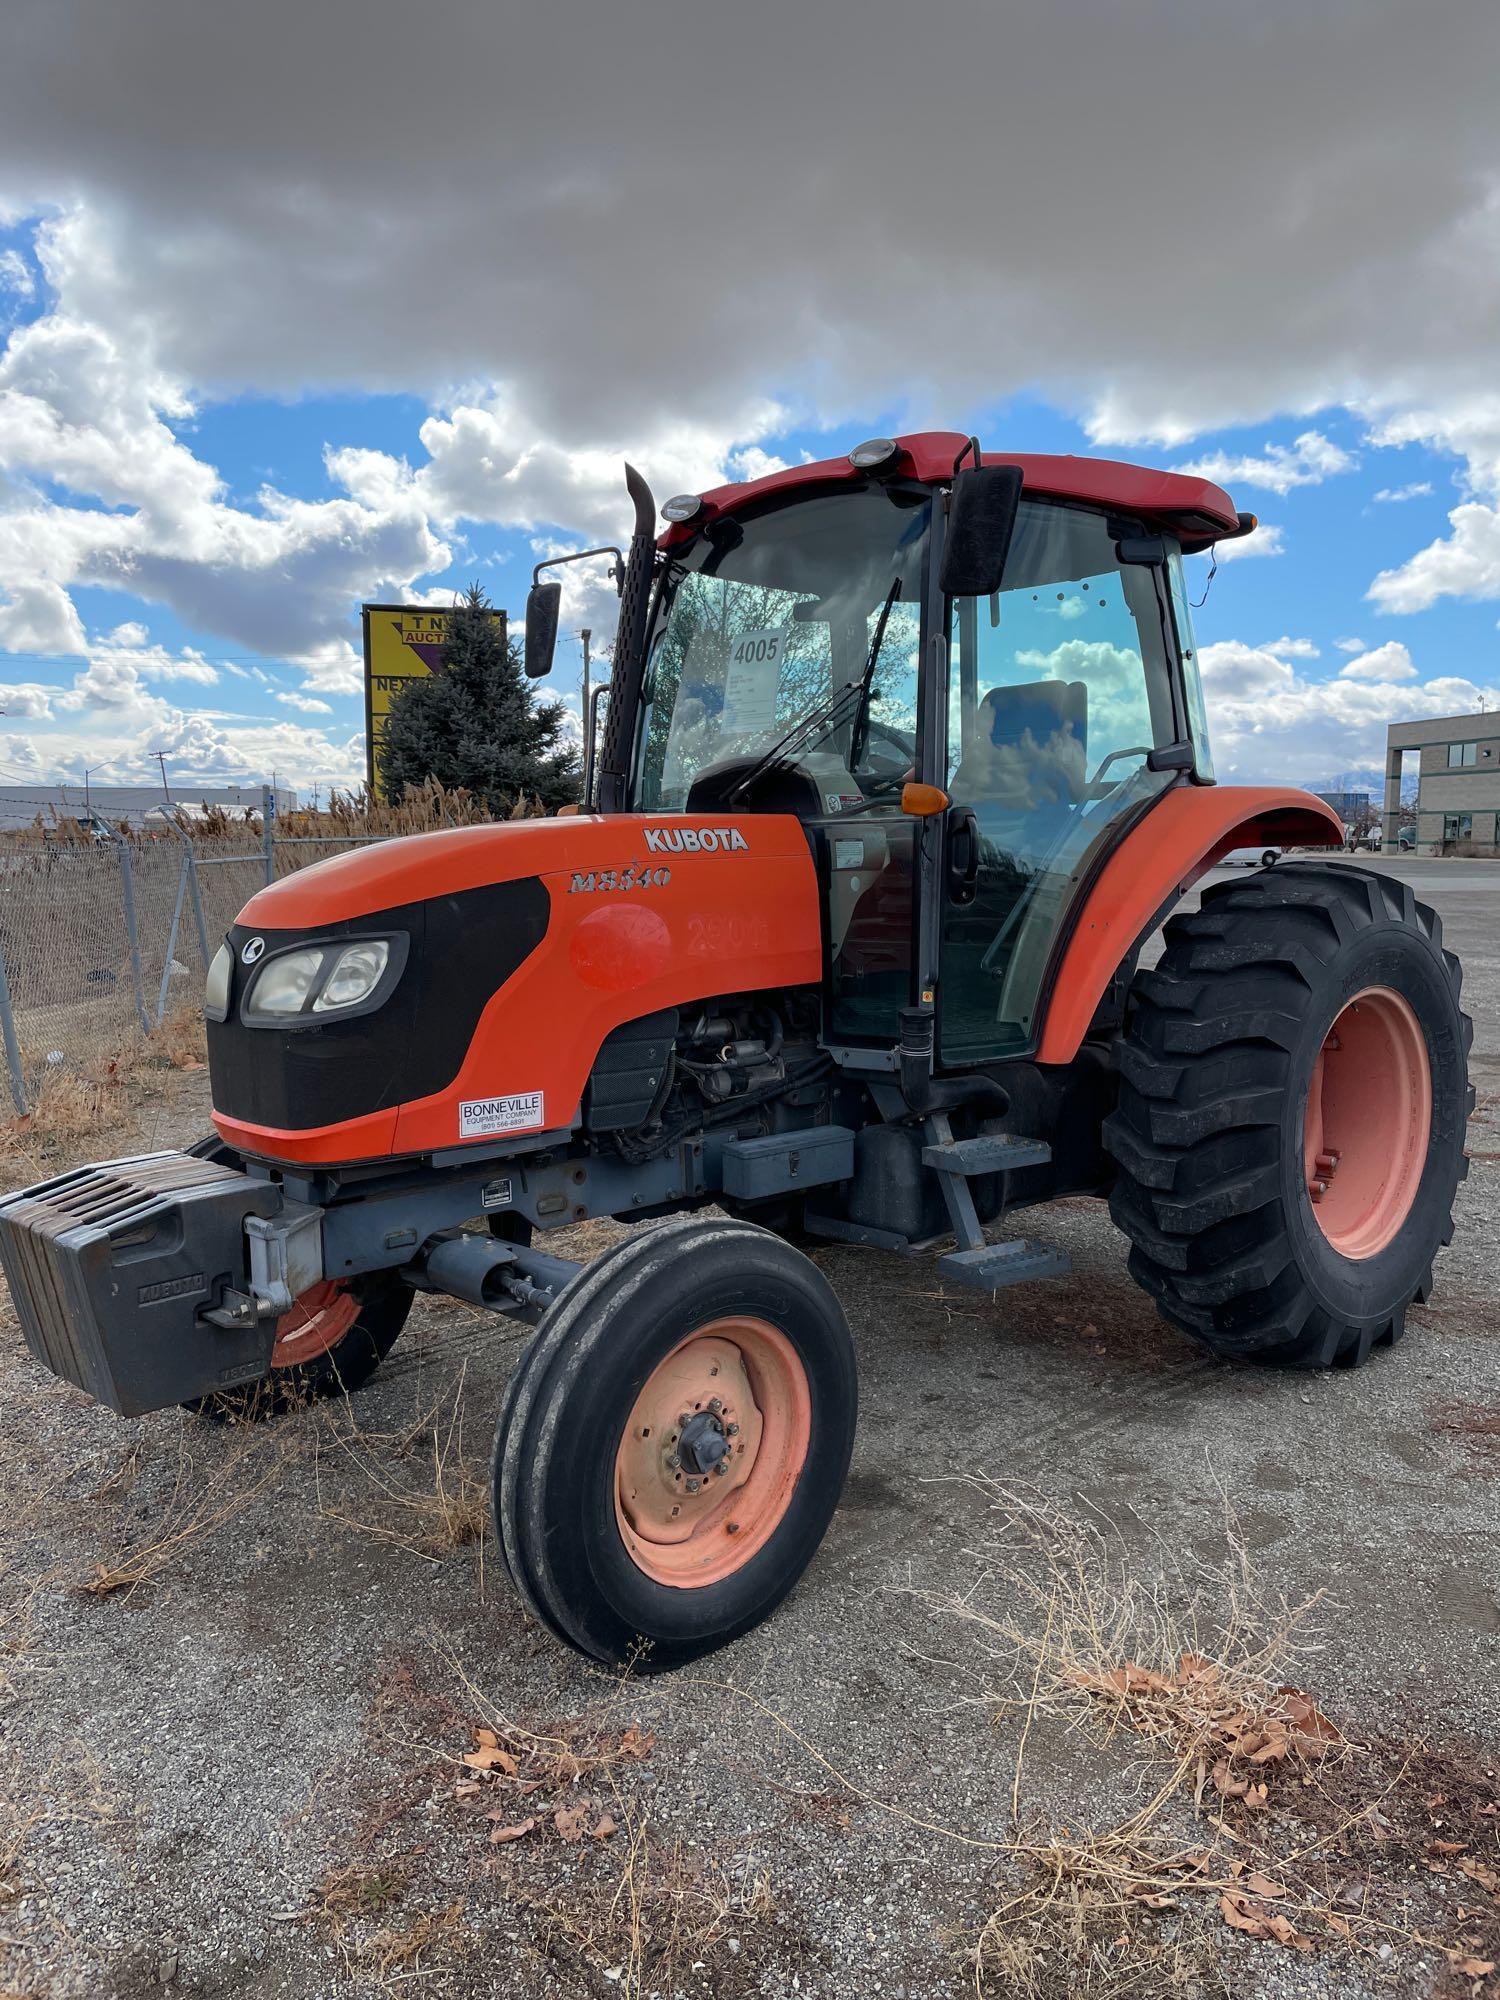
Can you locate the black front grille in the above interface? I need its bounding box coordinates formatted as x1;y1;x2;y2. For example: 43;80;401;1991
207;876;550;1134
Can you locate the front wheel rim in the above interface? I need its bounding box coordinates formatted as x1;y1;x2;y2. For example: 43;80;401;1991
614;1317;811;1589
270;1280;360;1366
1303;985;1432;1259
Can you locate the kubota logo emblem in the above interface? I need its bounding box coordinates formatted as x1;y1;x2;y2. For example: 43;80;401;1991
241;936;266;965
643;826;749;854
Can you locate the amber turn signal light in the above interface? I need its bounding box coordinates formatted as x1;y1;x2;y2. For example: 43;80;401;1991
901;782;950;817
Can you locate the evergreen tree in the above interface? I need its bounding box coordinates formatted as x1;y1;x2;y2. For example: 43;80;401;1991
378;585;580;815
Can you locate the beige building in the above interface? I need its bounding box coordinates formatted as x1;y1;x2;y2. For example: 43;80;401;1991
1384;710;1500;855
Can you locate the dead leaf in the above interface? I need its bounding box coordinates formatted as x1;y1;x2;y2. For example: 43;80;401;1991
464;1745;519;1775
489;1817;537;1845
1212;1760;1249;1798
553;1803;589;1842
1220;1891;1271;1938
475;1727;500;1748
1458;1856;1500;1897
1445;1951;1497;1977
1129;1886;1177;1909
1265;1912;1314;1953
1430;1840;1469;1857
592;1814;618;1840
1277;1687;1343;1752
1244;1872;1286;1900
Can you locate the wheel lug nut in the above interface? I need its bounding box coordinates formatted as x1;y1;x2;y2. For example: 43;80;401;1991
709;1397;722;1413
725;1422;739;1436
686;1478;700;1494
714;1461;728;1477
665;1452;681;1470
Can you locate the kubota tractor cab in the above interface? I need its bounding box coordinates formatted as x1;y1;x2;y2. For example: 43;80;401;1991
0;433;1472;1671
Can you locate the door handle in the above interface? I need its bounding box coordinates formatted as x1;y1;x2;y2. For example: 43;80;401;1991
946;804;979;905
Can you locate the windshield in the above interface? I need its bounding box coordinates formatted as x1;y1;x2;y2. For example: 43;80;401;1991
632;486;931;813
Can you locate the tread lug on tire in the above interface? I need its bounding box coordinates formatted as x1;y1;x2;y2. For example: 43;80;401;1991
1105;862;1470;1369
492;1216;857;1671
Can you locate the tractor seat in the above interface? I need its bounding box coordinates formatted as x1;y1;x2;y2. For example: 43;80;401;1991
952;679;1088;826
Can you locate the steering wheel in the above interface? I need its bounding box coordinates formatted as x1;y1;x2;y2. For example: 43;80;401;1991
1082;745;1153;802
859;718;916;781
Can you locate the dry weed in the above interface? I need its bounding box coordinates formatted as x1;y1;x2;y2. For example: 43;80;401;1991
316;1369;489;1564
919;1483;1327;1785
76;1425;301;1598
912;1482;1492;1995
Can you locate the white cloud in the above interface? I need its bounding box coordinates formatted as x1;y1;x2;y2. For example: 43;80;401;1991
1198;638;1496;788
0;578;85;654
0;679;55;718
1367;502;1500;613
276;690;333;714
1264;635;1320;659
1337;641;1418;683
0;311;451;682
1212;522;1284;562
0;249;34;301
1373;481;1433;502
1174;431;1355;496
1333;635;1367;653
0;2;1494;467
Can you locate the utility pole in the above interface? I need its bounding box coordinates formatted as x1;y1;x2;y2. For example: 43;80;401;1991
151;749;173;802
580;629;592;801
83;765;99;819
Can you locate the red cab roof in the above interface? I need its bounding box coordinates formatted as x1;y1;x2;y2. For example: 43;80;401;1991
664;430;1241;554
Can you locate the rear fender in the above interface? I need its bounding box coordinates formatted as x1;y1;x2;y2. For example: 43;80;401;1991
1035;786;1344;1065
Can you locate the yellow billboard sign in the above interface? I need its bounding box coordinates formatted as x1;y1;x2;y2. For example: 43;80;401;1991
361;602;508;793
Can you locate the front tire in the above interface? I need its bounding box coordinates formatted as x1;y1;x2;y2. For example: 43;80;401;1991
1105;864;1472;1367
493;1216;856;1670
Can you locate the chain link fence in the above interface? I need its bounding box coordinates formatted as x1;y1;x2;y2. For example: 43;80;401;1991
0;795;399;1115
0;780;525;1117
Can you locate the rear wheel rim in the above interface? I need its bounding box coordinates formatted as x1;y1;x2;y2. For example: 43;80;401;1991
614;1316;811;1589
1303;985;1432;1259
271;1280;360;1366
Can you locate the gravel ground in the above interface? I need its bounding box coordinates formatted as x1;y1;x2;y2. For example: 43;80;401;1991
1;855;1497;2000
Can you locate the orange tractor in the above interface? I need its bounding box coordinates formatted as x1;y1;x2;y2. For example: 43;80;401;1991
0;434;1471;1669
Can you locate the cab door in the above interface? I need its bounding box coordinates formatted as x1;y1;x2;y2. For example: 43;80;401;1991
937;502;1180;1064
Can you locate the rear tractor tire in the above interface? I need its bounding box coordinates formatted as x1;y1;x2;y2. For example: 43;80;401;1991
1105;863;1472;1368
493;1216;857;1671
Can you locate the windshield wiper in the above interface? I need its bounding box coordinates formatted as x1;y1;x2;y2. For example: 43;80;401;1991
727;578;903;809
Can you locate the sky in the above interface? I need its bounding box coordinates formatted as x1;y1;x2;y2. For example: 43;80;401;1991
1;0;1498;805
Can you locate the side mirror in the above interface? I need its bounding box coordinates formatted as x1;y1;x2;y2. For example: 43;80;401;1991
524;581;562;679
939;464;1023;598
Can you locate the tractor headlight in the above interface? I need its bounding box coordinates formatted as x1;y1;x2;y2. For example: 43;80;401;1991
312;940;390;1013
251;947;326;1017
203;942;233;1023
240;934;406;1028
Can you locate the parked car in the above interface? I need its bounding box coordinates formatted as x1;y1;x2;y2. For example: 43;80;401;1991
1222;844;1282;868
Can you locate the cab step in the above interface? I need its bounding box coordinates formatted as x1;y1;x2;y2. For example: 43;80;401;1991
921;1133;1052;1175
937;1240;1071;1290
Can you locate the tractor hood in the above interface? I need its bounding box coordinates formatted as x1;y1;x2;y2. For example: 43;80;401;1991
210;813;822;1167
